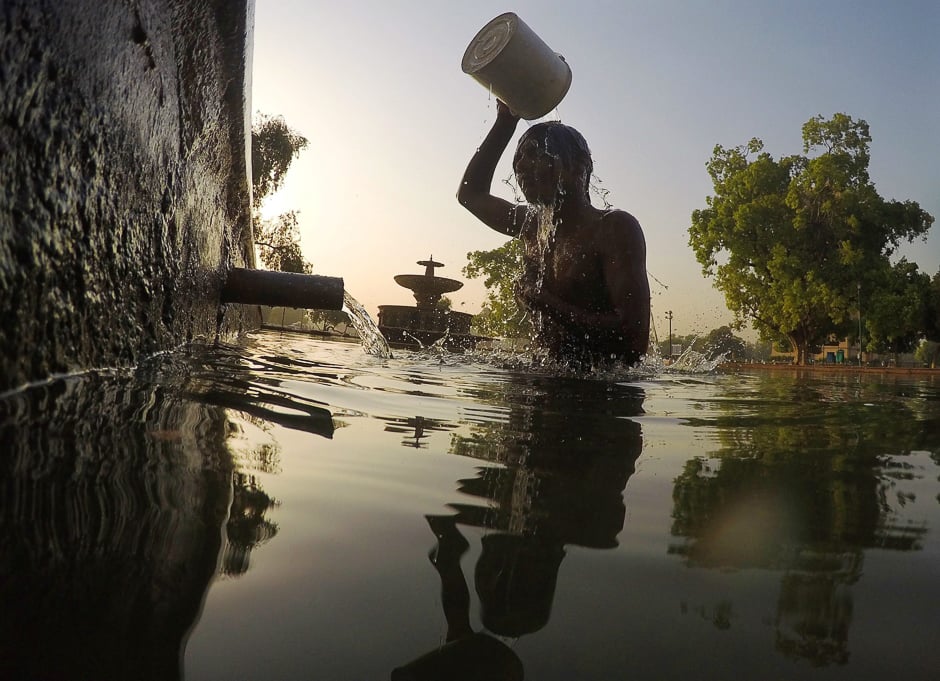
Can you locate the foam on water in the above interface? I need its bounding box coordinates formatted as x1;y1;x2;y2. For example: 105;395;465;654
428;337;726;382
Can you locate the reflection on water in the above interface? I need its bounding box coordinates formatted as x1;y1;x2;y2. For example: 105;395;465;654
222;471;280;577
667;373;937;667
1;333;938;680
0;344;331;679
385;415;450;449
0;361;232;680
394;378;644;679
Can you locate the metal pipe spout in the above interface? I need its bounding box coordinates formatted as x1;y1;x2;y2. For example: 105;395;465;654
221;268;345;311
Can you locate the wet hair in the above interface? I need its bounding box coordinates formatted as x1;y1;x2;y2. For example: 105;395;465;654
513;121;593;194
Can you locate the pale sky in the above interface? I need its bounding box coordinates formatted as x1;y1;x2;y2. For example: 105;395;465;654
251;0;939;341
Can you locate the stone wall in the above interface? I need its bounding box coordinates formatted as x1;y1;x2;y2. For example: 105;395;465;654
0;0;258;392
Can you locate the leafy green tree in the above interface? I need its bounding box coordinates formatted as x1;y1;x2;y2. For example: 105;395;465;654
915;340;939;368
254;210;309;273
689;113;933;365
252;114;309;202
743;339;773;362
863;259;930;357
251;114;310;273
914;269;940;367
308;309;353;335
463;239;532;338
927;269;940;342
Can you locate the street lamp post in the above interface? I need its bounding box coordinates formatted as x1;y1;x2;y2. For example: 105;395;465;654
666;310;673;360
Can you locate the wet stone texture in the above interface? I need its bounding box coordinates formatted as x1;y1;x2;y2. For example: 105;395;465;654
0;0;258;391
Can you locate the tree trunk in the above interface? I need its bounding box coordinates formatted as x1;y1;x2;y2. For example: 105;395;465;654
787;334;807;365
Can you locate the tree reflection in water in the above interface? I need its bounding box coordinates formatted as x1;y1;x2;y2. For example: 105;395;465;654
221;471;280;576
668;372;937;666
393;375;644;680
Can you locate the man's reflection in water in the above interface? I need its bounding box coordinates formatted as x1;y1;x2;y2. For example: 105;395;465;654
393;378;645;680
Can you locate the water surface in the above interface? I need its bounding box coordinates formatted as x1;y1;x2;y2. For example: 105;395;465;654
1;332;938;680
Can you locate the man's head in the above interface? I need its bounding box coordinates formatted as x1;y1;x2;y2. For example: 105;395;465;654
512;122;593;204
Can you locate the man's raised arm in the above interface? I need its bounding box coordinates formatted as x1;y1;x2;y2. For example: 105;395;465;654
457;101;525;237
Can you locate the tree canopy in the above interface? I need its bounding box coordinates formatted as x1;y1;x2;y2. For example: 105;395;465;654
463;238;532;338
251;114;309;203
915;269;940;367
251;114;310;273
863;259;930;357
253;210;309;273
689;113;933;364
927;268;940;343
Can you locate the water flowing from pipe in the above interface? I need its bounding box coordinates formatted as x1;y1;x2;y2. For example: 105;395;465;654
342;291;393;359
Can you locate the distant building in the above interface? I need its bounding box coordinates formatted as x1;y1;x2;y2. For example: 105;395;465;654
771;336;921;367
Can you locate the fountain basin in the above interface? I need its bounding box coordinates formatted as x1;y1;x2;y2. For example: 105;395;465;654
393;274;463;297
378;305;479;350
379;257;486;350
393;274;463;309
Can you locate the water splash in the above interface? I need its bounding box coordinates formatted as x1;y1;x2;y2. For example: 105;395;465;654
590;172;613;209
342;291;393;359
642;342;728;375
462;335;726;380
534;204;556;289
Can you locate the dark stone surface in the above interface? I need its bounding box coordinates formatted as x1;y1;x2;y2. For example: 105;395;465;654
0;0;258;392
378;305;482;351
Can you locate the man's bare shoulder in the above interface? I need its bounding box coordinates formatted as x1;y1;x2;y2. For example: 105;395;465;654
600;208;642;229
598;209;645;245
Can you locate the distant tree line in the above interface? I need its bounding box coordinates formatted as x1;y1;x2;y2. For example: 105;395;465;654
654;325;754;362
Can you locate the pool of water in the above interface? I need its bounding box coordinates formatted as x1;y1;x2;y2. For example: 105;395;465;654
2;331;938;680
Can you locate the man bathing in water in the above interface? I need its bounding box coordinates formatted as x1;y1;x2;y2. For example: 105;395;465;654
457;100;650;367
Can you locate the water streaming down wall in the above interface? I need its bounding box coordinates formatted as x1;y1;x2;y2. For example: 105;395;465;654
0;0;258;392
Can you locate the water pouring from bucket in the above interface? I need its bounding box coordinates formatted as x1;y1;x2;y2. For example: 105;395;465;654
461;12;571;120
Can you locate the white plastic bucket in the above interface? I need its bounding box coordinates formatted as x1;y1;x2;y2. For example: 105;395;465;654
461;12;572;120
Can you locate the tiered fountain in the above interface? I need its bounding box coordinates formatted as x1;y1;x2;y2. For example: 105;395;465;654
378;257;480;350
